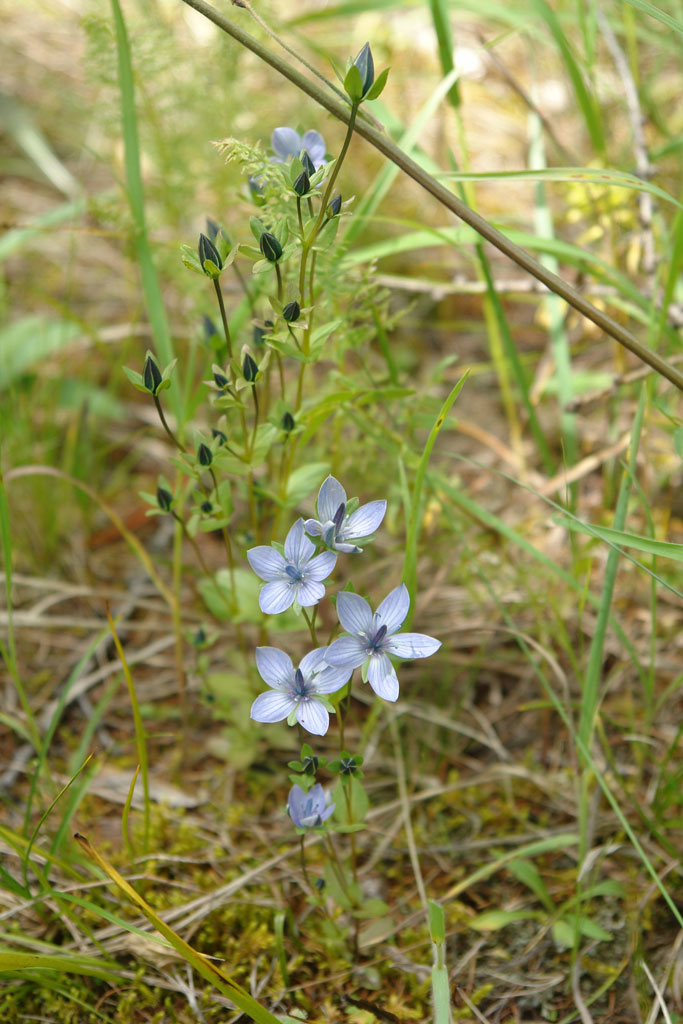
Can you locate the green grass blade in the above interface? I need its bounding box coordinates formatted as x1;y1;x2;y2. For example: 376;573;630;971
107;609;150;858
75;834;286;1024
529;0;605;154
402;372;469;623
577;386;646;751
110;0;179;420
0;466;39;751
623;0;683;36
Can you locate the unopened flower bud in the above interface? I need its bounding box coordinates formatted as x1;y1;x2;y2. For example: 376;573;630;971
242;353;259;383
198;443;213;466
354;42;375;96
281;411;295;432
156;486;173;512
198;233;222;274
201;500;213;514
144;355;162;395
301;151;316;177
292;170;310;197
213;369;229;389
212;428;227;445
283;300;300;323
202;315;218;340
259;231;282;263
327;194;342;217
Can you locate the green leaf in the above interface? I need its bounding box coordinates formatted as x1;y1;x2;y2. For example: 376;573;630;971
507;858;555;913
562;519;683;563
180;244;203;274
332;775;369;826
471;909;542;932
198;569;301;630
343;63;364;102
355;898;390;920
428;900;446;943
0;316;80;389
365;66;390;101
122;366;149;393
285;462;329;506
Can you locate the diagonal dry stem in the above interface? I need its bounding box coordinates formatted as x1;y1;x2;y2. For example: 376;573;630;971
178;0;683;392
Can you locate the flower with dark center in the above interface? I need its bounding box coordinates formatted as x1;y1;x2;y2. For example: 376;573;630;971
304;476;386;553
287;783;335;828
247;519;337;614
325;584;441;701
271;127;326;170
250;646;351;735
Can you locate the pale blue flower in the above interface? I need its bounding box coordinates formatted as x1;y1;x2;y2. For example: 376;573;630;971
250;646;352;736
304;476;386;554
247;519;336;614
271;127;326;170
287;783;335;828
325;584;440;702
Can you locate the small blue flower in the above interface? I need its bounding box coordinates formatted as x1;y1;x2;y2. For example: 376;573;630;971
287;783;335;828
304;476;386;554
247;519;337;614
271;127;326;170
325;584;441;702
251;646;352;736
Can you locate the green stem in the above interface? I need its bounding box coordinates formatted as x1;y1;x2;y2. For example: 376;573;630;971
153;394;184;452
213;277;233;361
179;0;683;393
302;606;318;646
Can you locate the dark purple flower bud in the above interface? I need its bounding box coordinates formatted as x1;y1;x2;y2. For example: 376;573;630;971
198;233;222;274
205;218;220;241
202;315;218;340
144;355;162;395
212;428;228;445
156;486;173;512
281;411;295;432
242;353;259;383
259;231;282;263
201;500;213;514
198;443;213;466
327;194;342;217
213;369;229;389
301;151;316;177
283;300;300;323
292;170;310;197
354;42;375;96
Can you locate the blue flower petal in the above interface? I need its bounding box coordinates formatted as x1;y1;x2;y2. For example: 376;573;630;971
326;634;368;669
255;646;293;688
305;550;337;582
250;690;295;723
385;633;441;659
247;545;286;582
271;126;301;160
259;580;295;614
343;500;386;540
374;583;410;635
297;699;329;736
284;518;314;565
335;591;373;635
301;129;326;168
368;653;399;701
317;476;346;523
295;579;326;607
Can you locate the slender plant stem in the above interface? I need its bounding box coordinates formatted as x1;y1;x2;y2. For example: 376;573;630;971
213;278;233;360
178;0;683;392
302;606;318;646
153;394;184;452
